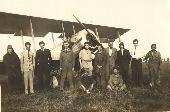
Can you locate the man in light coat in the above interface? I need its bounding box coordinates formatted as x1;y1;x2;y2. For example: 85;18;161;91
21;42;35;94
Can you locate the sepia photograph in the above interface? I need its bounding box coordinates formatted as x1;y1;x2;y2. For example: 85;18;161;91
0;0;170;111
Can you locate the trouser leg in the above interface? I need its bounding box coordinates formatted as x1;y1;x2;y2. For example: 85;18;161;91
67;70;74;90
148;71;152;85
23;71;28;93
60;70;67;90
137;61;142;86
38;71;43;90
96;74;101;88
101;73;106;88
88;76;94;91
95;68;101;88
148;65;154;86
152;64;160;87
131;60;137;86
42;73;46;89
106;65;111;85
88;64;93;76
154;66;161;91
44;70;50;89
149;64;160;91
7;76;14;92
100;67;106;88
155;70;160;86
28;70;34;93
124;65;129;87
119;66;124;81
95;73;100;88
38;69;49;90
121;65;129;87
42;72;49;89
106;72;109;85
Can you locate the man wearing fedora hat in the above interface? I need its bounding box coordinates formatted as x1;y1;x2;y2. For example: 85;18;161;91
35;41;52;90
21;42;35;94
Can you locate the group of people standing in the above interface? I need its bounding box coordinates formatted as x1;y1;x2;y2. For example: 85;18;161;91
3;38;162;94
3;41;52;94
59;39;162;93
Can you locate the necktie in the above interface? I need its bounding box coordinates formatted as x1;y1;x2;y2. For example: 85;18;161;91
121;49;123;56
28;50;30;59
134;47;136;55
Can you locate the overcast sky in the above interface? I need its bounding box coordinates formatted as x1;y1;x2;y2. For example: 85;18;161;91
0;0;169;59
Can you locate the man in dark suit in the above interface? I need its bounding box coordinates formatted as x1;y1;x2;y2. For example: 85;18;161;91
35;41;52;90
116;42;131;87
94;44;107;89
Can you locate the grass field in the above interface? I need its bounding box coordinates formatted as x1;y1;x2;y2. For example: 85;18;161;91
1;62;170;112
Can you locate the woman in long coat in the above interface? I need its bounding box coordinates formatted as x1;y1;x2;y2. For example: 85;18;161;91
3;45;21;92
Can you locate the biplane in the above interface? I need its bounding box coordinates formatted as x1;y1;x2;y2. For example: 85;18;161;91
0;12;130;73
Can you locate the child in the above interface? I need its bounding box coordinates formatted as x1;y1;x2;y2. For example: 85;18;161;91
107;66;127;92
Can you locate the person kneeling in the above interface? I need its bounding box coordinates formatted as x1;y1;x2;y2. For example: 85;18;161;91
78;68;95;94
107;66;127;92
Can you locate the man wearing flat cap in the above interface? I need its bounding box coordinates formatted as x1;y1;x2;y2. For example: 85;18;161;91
21;42;35;94
35;41;52;90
